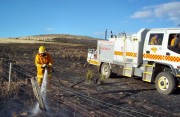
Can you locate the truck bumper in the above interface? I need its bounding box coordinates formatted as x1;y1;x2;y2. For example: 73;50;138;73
87;59;100;66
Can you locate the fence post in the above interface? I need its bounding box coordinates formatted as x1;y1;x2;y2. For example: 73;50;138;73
8;62;12;91
0;59;2;81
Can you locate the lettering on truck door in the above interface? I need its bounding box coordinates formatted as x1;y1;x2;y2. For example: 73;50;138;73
144;33;165;62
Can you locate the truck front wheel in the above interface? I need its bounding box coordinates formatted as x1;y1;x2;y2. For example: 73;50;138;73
101;63;112;79
155;72;175;95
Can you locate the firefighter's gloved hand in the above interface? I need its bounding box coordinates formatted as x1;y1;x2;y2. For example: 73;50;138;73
42;64;47;68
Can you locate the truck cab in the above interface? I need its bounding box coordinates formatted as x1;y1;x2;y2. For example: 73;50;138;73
143;28;180;68
143;28;180;94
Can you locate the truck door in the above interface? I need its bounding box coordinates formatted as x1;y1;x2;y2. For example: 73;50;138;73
165;32;180;68
143;33;165;62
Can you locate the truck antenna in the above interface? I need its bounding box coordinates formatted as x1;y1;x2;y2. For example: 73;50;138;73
105;29;107;40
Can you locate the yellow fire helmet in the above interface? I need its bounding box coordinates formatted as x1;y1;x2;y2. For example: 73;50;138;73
39;46;46;53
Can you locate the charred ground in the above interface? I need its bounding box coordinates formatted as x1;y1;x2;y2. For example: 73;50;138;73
0;38;180;117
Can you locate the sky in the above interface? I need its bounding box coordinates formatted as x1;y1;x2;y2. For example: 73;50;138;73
0;0;180;39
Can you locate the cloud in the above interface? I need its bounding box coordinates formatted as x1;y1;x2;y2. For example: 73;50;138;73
130;2;180;23
130;10;152;19
45;27;54;32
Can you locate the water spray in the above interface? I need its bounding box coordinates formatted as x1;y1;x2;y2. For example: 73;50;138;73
31;67;49;112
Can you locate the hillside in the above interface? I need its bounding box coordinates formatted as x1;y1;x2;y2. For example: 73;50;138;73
0;34;100;45
25;34;100;40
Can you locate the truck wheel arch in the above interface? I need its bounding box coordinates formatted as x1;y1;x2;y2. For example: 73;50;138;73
151;63;176;83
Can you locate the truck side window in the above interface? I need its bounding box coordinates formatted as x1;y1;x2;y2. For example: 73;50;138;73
148;33;163;45
168;34;174;46
168;34;180;47
168;34;180;54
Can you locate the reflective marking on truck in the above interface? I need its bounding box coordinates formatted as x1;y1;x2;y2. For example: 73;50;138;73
88;60;100;66
165;56;180;62
114;51;123;56
126;52;137;57
114;51;137;57
143;53;180;62
143;54;164;60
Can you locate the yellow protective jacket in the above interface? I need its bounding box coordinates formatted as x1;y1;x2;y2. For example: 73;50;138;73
150;37;157;45
171;38;175;46
35;53;53;79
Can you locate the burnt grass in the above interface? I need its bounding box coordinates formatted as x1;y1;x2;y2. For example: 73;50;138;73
0;40;180;117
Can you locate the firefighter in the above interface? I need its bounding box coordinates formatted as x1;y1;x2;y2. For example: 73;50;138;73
35;46;53;87
171;34;179;47
150;35;158;45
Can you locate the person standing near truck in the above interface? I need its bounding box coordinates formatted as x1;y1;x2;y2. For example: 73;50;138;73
35;46;53;88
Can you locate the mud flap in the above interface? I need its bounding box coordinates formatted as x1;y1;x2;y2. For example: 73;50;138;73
31;77;46;111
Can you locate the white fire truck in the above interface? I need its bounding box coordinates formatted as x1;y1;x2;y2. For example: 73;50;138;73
87;28;180;94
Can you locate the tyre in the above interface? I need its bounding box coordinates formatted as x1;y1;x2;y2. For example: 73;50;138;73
101;63;112;79
155;72;176;95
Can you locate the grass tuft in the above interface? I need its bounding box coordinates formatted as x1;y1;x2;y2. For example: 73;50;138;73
86;70;93;82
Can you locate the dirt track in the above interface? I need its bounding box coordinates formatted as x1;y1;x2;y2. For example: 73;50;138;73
0;40;180;117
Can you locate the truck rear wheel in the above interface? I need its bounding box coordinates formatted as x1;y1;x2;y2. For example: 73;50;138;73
101;63;112;79
155;72;175;95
